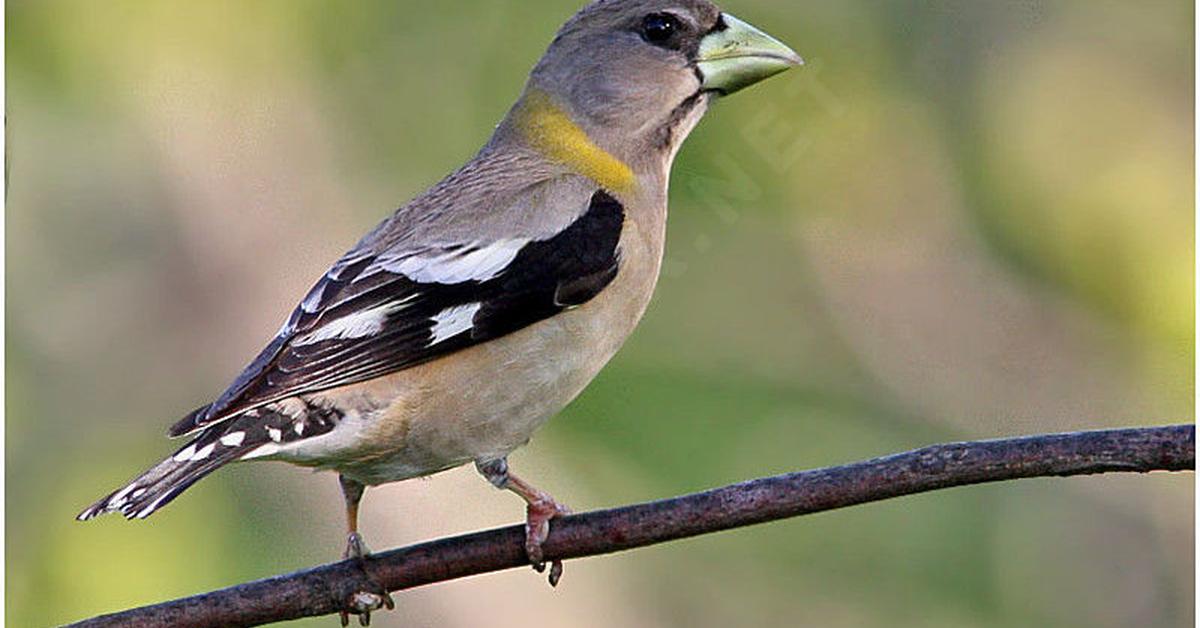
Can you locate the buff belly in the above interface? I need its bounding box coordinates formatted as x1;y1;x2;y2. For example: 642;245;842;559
275;217;662;486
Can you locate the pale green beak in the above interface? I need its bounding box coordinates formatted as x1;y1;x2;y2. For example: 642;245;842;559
696;14;803;95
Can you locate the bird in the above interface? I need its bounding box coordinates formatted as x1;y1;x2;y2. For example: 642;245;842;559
78;0;801;623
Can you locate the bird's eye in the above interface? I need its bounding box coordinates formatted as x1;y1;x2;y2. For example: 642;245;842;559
641;13;681;46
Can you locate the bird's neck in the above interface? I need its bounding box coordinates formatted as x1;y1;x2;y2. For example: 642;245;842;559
498;90;643;197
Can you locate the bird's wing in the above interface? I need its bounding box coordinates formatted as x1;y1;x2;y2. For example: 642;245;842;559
170;182;624;437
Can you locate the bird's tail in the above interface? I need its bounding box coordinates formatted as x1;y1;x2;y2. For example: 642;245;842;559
77;427;244;521
78;399;341;521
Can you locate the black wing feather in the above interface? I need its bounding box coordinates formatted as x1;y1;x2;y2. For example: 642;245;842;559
170;190;624;437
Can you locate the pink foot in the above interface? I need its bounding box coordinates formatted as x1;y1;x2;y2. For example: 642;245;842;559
338;533;395;626
525;497;570;586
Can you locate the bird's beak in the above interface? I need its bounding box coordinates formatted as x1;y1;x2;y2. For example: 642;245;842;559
696;14;803;96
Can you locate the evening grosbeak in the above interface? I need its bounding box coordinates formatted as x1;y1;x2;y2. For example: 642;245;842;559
79;0;800;622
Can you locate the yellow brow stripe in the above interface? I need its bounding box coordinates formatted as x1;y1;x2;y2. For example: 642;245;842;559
517;91;636;195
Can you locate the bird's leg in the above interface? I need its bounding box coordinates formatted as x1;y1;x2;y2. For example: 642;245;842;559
476;458;569;586
338;475;395;627
341;475;372;561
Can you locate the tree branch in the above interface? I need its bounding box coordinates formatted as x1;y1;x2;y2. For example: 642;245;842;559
67;424;1194;628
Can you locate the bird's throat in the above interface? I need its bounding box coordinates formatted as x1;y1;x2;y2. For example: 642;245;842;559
514;91;637;195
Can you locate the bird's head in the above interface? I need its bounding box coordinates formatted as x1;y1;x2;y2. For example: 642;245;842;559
500;0;802;190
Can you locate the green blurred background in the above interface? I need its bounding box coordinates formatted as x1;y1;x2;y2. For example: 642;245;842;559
7;1;1194;626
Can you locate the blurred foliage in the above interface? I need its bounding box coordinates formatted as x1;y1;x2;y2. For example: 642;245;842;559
6;1;1193;627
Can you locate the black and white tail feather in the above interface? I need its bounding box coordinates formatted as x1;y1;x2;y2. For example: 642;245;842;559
76;428;243;521
77;399;340;521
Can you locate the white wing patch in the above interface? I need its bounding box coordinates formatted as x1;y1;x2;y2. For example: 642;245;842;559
429;303;482;345
295;298;415;345
241;443;281;460
375;239;527;284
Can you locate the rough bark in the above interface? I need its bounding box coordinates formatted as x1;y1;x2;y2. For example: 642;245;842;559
66;424;1194;628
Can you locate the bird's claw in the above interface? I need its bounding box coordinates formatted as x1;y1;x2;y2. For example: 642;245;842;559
525;498;570;586
340;590;394;626
338;533;395;626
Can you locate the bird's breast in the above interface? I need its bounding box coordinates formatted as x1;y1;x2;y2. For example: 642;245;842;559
290;211;666;485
